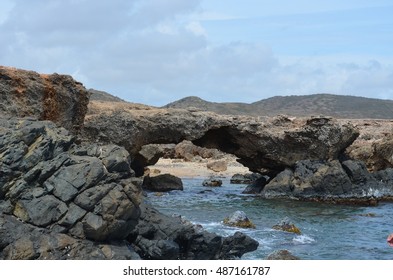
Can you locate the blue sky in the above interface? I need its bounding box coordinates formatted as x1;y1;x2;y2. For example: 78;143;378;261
0;0;392;105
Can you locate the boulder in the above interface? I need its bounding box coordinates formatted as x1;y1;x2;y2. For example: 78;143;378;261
0;66;89;133
266;250;300;260
174;140;223;161
207;160;228;172
242;176;267;194
223;211;256;229
142;174;183;192
128;204;258;260
202;178;223;187
230;173;262;184
272;218;301;234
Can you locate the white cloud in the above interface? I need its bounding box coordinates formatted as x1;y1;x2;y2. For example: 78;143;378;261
0;0;392;105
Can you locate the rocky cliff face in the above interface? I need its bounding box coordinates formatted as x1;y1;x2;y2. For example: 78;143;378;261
0;66;89;133
0;118;142;258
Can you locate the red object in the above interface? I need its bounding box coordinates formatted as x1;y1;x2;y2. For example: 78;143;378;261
387;234;393;247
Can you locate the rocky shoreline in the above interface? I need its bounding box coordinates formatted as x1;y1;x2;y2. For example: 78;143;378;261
1;66;393;259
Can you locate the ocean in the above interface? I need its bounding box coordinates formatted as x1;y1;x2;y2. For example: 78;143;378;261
145;177;393;260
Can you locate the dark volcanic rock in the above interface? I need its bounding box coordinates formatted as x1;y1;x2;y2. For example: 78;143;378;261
0;117;142;259
230;173;262;184
242;176;267;194
261;159;393;203
142;174;183;192
0;66;89;133
128;204;258;260
0;214;140;260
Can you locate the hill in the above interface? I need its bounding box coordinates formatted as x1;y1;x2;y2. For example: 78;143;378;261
88;89;125;102
164;94;393;119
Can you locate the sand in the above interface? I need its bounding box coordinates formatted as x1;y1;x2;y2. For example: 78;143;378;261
147;158;250;178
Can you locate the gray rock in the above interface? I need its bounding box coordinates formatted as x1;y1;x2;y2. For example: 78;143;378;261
223;211;256;229
242;176;267;194
142;174;183;192
202;178;222;187
14;195;68;227
129;204;258;260
230;173;262;184
266;250;300;260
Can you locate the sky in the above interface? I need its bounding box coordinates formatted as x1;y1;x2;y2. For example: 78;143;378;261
0;0;392;106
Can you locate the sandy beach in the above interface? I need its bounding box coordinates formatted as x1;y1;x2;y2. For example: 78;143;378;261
147;157;250;178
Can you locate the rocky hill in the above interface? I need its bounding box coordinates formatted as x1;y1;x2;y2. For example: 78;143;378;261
165;94;393;119
88;89;125;102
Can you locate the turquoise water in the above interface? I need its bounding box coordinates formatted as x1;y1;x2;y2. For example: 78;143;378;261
145;177;393;260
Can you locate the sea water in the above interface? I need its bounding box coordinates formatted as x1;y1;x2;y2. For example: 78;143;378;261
145;177;393;260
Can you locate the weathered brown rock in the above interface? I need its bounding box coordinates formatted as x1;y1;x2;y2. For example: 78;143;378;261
0;66;89;133
83;108;359;175
266;250;300;260
207;160;227;172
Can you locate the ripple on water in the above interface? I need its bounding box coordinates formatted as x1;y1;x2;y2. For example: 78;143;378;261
145;178;393;260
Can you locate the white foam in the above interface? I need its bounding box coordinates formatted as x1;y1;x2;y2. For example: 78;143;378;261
293;234;316;244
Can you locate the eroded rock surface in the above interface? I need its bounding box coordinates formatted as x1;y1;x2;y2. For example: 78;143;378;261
84;109;359;176
0;66;89;133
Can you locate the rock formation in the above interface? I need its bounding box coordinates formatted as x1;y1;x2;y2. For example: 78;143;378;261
0;66;89;133
84;110;359;176
0;118;142;258
128;204;259;259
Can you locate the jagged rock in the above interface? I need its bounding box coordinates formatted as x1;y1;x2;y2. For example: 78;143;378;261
132;144;169;176
242;176;267;194
371;135;393;171
272;218;301;234
207;160;227;172
223;211;256;229
266;250;300;260
142;174;183;192
0;66;89;133
0;214;140;260
230;173;262;184
0;118;142;254
202;178;223;187
128;204;258;260
261;159;393;203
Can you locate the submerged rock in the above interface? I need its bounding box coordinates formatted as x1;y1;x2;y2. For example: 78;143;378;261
272;218;301;234
223;211;256;229
202;178;223;187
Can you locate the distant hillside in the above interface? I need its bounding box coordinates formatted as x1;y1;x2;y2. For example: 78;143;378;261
164;94;393;119
88;89;125;103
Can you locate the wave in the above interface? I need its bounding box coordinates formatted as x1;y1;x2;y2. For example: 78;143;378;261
293;234;316;244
